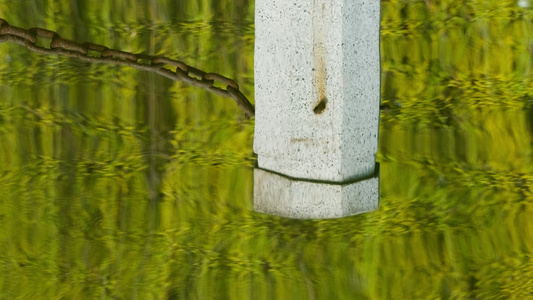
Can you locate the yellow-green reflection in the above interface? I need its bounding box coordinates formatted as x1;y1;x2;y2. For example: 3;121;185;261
0;0;532;299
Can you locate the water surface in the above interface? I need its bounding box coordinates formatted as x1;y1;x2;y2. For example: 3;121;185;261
0;1;532;299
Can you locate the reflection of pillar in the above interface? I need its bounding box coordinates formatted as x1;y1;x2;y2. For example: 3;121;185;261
253;0;381;219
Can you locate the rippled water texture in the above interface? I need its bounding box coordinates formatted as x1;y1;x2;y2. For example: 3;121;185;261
1;1;532;299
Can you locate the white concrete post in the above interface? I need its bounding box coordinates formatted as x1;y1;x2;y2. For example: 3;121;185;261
254;0;380;219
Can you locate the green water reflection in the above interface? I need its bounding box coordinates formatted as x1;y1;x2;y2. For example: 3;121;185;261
1;1;532;299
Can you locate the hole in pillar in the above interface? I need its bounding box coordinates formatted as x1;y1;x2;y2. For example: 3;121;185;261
313;97;327;114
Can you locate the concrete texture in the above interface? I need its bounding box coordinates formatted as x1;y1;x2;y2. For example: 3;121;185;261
253;0;380;218
254;166;379;219
254;0;381;182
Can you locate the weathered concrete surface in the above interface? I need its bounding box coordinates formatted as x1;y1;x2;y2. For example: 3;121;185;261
253;0;380;218
254;0;381;182
254;166;379;219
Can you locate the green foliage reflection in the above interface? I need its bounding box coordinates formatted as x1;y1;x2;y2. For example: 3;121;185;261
0;0;532;299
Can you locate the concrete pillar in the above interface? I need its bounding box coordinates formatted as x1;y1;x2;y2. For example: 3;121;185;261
254;0;380;219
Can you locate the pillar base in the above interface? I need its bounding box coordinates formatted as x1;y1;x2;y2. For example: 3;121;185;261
254;163;379;219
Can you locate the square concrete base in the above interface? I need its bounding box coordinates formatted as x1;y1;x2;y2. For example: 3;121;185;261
254;164;379;219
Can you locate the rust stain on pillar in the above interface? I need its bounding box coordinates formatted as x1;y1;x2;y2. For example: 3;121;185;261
313;2;327;114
